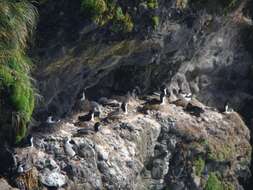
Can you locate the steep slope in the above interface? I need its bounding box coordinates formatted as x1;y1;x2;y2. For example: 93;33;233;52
10;98;252;190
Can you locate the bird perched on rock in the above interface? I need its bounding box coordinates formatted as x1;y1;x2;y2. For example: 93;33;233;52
73;89;87;112
99;97;121;107
78;110;95;122
90;101;102;118
17;134;34;148
94;122;101;132
224;101;234;113
178;89;192;102
140;86;167;113
64;137;76;158
46;116;60;124
184;103;204;117
105;101;129;122
132;86;141;99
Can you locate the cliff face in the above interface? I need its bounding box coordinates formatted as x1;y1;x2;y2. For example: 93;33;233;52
33;0;253;121
9;98;251;190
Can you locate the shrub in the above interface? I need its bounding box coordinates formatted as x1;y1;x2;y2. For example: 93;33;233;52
81;0;107;17
204;173;223;190
151;16;159;29
147;0;159;9
193;157;205;176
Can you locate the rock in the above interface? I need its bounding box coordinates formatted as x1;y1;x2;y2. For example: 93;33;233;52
0;178;18;190
40;171;66;188
95;145;109;161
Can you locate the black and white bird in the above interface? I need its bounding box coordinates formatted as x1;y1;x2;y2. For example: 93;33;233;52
80;91;86;102
17;162;24;173
64;137;76;158
224;101;234;113
94;122;101;132
178;89;192;102
105;101;129;121
90;101;102;118
27;134;33;148
78;110;95;122
160;90;166;105
121;101;128;114
46;116;60;124
185;103;204;117
132;86;141;98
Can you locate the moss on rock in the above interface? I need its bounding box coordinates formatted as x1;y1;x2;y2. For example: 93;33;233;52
204;173;223;190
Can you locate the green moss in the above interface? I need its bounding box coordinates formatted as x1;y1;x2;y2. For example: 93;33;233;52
222;182;235;190
207;143;234;162
81;0;107;17
193;157;205;176
204;173;223;190
80;0;134;33
151;16;159;29
147;0;158;9
0;0;37;144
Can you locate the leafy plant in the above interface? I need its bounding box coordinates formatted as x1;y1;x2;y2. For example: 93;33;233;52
0;0;37;143
204;173;223;190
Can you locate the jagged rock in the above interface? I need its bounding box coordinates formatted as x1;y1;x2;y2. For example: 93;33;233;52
40;170;66;188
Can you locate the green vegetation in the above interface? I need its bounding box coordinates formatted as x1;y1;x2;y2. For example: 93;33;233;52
147;0;159;9
80;0;134;33
204;173;223;190
222;182;235;190
193;157;205;176
151;16;159;29
0;0;37;143
81;0;107;18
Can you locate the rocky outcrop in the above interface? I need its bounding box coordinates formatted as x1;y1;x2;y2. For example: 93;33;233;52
9;98;251;190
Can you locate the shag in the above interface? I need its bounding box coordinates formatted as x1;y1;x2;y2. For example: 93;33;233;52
80;91;86;102
121;101;128;114
78;110;95;122
90;101;102;118
46;116;60;124
94;122;101;132
105;101;128;121
99;97;120;107
132;86;141;98
224;101;234;113
17;162;24;173
185;103;204;117
178;89;192;102
27;134;34;148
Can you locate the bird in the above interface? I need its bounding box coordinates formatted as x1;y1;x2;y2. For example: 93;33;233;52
27;134;33;148
184;103;204;117
140;87;167;113
76;128;93;135
224;101;234;113
105;101;129;122
64;137;76;158
46;116;60;124
94;122;101;132
78;110;95;122
178;89;192;102
80;91;86;102
132;86;141;98
17;162;24;173
160;84;167;96
99;97;121;107
90;101;102;118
